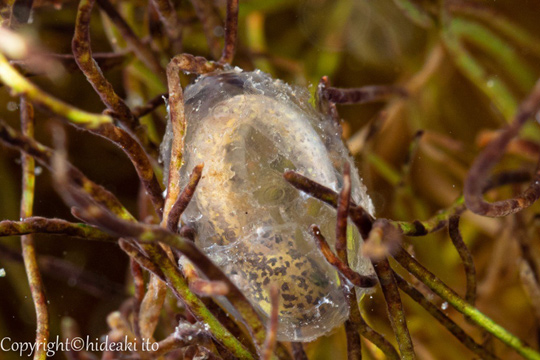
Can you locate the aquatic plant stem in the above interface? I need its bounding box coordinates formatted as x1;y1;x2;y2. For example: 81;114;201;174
19;97;49;360
393;247;540;360
373;258;416;359
0;53;112;128
0;217;115;241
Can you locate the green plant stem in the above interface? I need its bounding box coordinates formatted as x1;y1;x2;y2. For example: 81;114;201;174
449;17;536;93
1;119;258;359
144;244;255;360
373;258;416;359
392;197;465;236
394;273;498;360
441;26;518;121
19;97;49;360
393;247;540;360
0;53;112;128
449;3;540;59
391;0;434;28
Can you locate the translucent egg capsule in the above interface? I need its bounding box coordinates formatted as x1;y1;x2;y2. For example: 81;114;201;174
177;69;375;342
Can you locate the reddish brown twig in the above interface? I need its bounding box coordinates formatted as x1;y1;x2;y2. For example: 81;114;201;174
448;215;476;305
72;0;143;144
335;164;362;360
317;76;340;125
291;343;308;360
284;171;374;238
336;163;352;262
261;284;279;360
464;78;540;217
167;164;204;232
86;123;165;218
179;258;229;297
72;0;166;208
311;226;377;288
219;0;239;65
324;85;408;105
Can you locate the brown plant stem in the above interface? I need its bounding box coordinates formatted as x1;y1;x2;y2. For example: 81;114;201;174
335;163;362;360
464;78;540;217
179;258;229;297
72;0;151;153
163;56;187;222
283;171;374;238
19;97;49;360
291;343;308;360
316;76;340;125
261;284;279;360
0;217;116;241
129;257;144;339
448;215;476;305
311;226;377;288
219;0;239;65
92;123;164;218
167;164;203;232
324;85;408;105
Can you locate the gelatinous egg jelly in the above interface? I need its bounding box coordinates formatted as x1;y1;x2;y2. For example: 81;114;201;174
170;69;375;342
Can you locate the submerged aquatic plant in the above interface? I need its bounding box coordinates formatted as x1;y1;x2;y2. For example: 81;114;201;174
1;0;540;360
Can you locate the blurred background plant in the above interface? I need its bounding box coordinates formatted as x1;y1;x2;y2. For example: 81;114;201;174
1;0;540;359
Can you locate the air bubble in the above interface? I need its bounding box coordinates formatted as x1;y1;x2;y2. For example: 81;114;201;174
7;101;18;111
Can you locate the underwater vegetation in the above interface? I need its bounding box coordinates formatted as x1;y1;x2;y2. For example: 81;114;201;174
1;0;540;360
